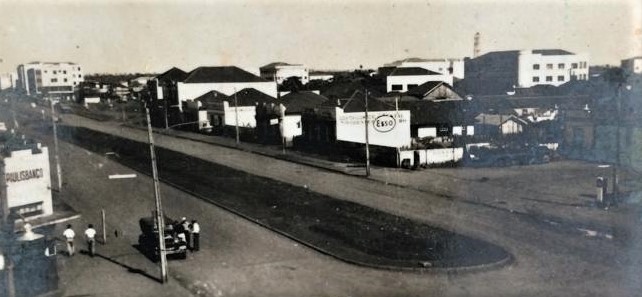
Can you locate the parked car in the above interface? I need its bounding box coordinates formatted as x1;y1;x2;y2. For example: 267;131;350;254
465;144;552;167
138;215;188;260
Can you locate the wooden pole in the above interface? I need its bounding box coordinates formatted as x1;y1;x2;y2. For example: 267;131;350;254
364;90;371;177
50;100;62;191
101;209;106;244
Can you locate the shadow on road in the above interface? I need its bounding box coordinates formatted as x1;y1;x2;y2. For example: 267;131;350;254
92;252;162;283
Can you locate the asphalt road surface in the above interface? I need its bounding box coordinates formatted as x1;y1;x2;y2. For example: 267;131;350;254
4;103;642;296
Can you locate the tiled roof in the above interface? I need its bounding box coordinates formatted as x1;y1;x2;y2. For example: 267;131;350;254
398;100;471;125
183;66;268;83
532;49;574;56
156;67;189;82
406;81;445;97
342;91;396;112
389;67;440;76
280;91;328;114
231;88;276;105
259;62;294;70
193;90;230;109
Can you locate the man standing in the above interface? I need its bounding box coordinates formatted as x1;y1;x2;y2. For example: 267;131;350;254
191;220;200;252
181;217;191;250
62;224;75;256
85;224;97;257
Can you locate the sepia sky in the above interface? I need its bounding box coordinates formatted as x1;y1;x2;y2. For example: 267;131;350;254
0;0;640;74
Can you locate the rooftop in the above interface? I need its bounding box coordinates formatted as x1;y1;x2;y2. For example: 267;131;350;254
532;49;575;56
232;88;276;105
260;62;303;70
156;67;189;82
183;66;268;84
280;91;329;114
389;67;441;76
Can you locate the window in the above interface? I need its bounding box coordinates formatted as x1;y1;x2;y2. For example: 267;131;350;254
407;84;418;90
297;122;301;128
571;75;578;80
558;63;565;69
391;84;403;91
77;67;81;71
53;70;57;74
546;64;553;69
545;76;553;82
63;70;67;74
51;78;58;83
572;63;578;69
533;64;540;70
64;78;68;82
557;75;564;82
532;76;540;82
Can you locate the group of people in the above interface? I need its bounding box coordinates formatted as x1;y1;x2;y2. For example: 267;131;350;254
174;217;200;252
61;216;201;258
62;224;96;257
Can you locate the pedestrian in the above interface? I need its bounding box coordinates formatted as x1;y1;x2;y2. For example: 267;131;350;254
181;217;191;250
85;224;97;257
62;224;75;256
191;220;200;252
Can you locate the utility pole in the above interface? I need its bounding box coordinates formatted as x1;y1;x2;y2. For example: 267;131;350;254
145;107;168;283
613;86;622;202
50;100;62;191
364;89;371;177
233;89;240;145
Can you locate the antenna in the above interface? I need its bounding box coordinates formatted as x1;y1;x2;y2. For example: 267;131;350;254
473;32;481;58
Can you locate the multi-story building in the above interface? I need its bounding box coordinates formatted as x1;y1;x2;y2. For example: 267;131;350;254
621;56;642;75
259;62;309;85
16;62;84;100
463;49;589;95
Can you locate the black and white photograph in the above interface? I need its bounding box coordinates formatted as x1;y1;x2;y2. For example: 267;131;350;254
0;0;641;296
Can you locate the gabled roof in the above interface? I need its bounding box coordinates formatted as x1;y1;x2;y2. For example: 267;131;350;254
280;91;329;114
532;49;574;56
193;90;230;109
183;66;268;83
398;100;471;125
156;67;189;82
475;113;528;126
389;67;440;76
342;91;396;112
231;88;275;105
406;81;445;97
259;62;298;70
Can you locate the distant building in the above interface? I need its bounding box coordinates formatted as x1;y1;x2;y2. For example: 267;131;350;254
384;57;465;79
0;73;16;90
309;71;334;82
16;62;84;100
259;62;309;85
463;49;589;95
386;67;454;93
621;56;642;75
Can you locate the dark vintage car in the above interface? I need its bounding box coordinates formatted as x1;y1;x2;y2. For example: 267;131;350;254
465;144;552;167
138;216;188;260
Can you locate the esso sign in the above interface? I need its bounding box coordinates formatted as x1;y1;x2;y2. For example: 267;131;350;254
373;115;396;133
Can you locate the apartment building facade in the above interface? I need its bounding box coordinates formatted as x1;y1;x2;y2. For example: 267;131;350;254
16;62;84;100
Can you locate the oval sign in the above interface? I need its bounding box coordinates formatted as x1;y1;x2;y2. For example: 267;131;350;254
373;115;396;133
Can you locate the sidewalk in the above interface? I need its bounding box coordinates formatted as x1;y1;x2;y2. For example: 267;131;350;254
53;219;194;297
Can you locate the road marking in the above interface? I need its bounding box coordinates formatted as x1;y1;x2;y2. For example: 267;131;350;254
108;174;137;179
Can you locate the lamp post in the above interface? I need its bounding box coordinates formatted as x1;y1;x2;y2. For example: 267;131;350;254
144;106;168;283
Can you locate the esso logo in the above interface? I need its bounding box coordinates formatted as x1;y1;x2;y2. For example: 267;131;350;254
373;115;396;132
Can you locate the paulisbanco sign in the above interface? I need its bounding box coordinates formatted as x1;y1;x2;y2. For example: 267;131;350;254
5;168;45;183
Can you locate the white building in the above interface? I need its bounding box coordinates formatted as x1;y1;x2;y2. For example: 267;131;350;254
176;66;277;111
0;73;16;90
464;49;589;94
621;56;642;75
259;62;309;85
385;58;465;80
0;144;53;222
386;67;453;93
517;50;589;88
17;62;84;100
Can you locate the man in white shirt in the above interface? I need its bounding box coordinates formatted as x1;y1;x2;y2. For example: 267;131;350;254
85;224;97;257
62;224;75;256
191;220;200;251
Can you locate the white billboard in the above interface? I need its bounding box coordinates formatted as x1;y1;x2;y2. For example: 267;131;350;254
336;107;411;148
1;147;53;218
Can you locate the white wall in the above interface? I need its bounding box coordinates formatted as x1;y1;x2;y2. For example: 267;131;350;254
398;59;465;79
1;147;53;218
387;74;453;93
223;101;258;128
336;108;411;148
500;119;523;134
176;81;277;110
517;50;589;88
398;147;464;167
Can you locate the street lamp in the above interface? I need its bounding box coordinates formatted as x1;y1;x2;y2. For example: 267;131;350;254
144;106;168;283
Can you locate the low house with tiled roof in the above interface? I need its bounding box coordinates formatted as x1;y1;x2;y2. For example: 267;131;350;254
185;88;276;133
176;66;277;111
386;67;453;93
